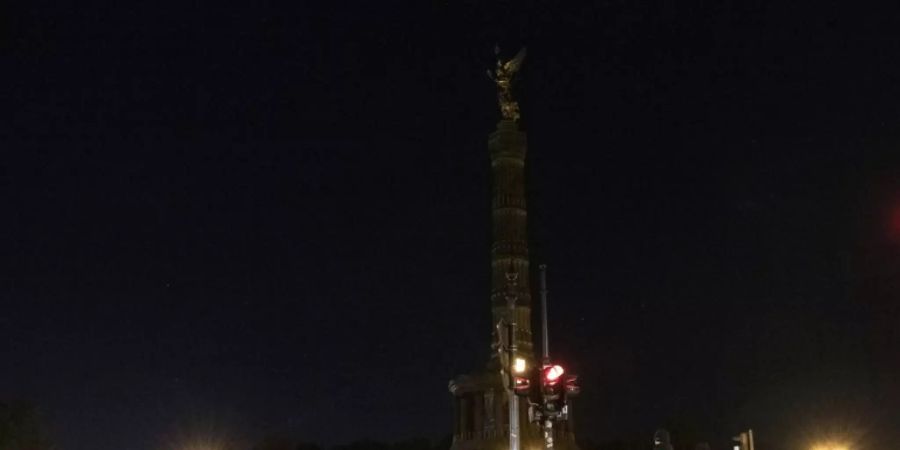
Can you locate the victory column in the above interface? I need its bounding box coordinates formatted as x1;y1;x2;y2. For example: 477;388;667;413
449;48;579;450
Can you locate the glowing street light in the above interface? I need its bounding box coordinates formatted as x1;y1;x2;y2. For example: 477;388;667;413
165;431;242;450
811;443;849;450
513;357;527;374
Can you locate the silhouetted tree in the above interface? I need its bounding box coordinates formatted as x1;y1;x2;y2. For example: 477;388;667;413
0;401;54;450
327;437;450;450
661;418;705;450
252;436;447;450
430;434;452;450
391;437;431;450
580;435;650;450
253;435;296;450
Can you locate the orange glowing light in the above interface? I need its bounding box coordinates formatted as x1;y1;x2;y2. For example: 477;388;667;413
810;443;849;450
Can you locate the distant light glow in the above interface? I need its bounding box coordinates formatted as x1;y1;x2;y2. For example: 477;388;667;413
811;442;849;450
174;437;238;450
890;204;900;243
162;420;245;450
513;357;527;374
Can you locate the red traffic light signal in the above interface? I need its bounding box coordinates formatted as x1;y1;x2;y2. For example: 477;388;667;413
542;364;565;385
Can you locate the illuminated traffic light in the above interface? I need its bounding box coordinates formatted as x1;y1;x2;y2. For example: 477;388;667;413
563;375;580;396
539;364;566;418
542;364;565;386
513;375;531;396
534;363;579;422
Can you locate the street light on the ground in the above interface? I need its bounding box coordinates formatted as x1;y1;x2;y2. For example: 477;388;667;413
174;439;235;450
167;433;241;450
811;443;849;450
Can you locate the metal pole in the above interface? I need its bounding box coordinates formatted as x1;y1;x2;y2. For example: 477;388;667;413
539;265;553;450
539;264;550;366
543;418;554;450
508;318;519;450
748;429;754;450
505;270;520;450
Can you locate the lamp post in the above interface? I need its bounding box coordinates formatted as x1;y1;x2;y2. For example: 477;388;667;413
503;269;520;450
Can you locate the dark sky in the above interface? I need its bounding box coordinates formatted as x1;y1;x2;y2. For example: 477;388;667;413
4;2;900;450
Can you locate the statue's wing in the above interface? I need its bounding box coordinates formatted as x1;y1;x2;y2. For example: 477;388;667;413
503;47;527;73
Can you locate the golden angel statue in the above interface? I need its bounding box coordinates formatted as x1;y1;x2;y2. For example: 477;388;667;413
487;46;527;122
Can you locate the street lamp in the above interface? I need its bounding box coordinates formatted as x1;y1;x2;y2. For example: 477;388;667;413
513;357;527;374
811;443;849;450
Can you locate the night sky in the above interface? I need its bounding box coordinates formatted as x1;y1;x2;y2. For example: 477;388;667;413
4;2;900;450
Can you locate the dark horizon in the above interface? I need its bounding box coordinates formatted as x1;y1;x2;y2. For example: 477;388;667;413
4;2;900;450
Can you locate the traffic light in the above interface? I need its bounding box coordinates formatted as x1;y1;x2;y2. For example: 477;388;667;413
542;364;565;387
510;357;532;397
513;375;531;396
540;364;566;417
563;374;580;397
536;364;580;421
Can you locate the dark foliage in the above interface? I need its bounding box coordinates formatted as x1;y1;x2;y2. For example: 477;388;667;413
252;436;451;450
0;401;54;450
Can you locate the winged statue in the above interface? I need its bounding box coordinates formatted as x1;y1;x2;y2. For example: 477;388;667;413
487;46;527;122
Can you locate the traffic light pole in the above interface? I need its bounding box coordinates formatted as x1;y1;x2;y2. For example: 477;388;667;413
539;265;554;450
539;264;550;367
498;264;573;450
507;317;520;450
504;271;520;450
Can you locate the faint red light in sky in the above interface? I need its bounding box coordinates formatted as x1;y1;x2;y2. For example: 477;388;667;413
889;203;900;244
